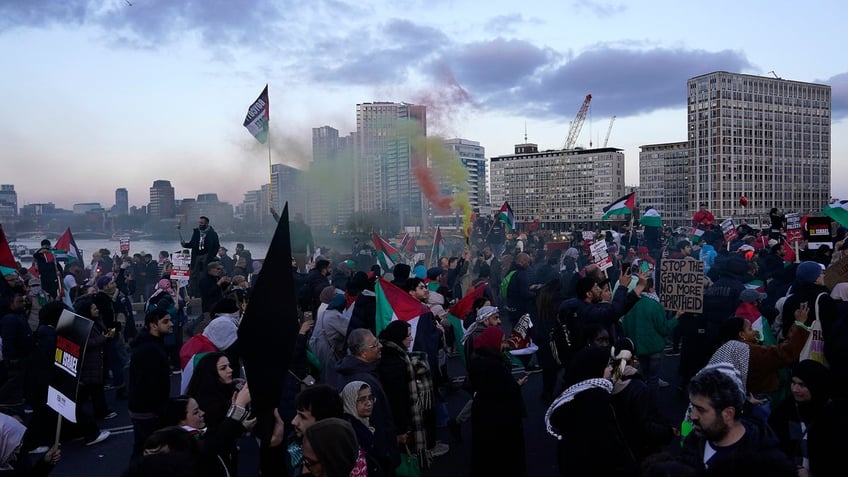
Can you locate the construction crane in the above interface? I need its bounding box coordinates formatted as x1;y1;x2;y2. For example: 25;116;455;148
563;93;592;150
602;115;616;148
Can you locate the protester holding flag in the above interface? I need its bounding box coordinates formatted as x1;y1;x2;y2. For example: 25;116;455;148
640;207;662;253
33;240;60;300
691;203;715;231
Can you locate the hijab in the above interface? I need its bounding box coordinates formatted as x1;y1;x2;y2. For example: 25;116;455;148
0;413;26;470
340;381;373;432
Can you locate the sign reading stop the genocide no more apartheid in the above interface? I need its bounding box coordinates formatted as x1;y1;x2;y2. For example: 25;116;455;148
658;259;705;314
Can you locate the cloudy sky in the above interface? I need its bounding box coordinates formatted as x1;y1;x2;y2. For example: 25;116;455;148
1;0;846;210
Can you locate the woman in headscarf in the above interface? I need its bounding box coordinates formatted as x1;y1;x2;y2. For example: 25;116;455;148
339;381;382;477
0;413;61;476
545;346;636;477
145;278;177;314
608;338;676;464
768;360;837;476
468;326;528;477
376;320;431;471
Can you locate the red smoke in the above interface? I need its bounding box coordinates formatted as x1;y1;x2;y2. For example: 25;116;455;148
414;165;453;212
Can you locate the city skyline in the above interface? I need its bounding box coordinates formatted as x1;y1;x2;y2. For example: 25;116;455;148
2;0;847;210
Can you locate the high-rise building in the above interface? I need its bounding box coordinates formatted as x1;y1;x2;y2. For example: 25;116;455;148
115;188;128;216
0;184;17;217
271;163;308;220
310;126;355;230
490;143;626;230
355;102;426;227
688;71;831;220
149;180;176;218
639;142;689;227
444;139;487;210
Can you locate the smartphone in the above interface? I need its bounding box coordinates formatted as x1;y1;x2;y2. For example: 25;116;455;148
639;260;651;273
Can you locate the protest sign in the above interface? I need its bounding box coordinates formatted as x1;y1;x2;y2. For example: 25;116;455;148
47;310;94;423
720;218;737;243
825;254;848;291
590;240;613;271
119;237;130;253
170;249;191;280
658;259;705;314
785;212;802;243
805;216;831;250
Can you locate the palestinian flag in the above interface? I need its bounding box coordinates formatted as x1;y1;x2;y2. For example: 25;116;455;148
602;192;635;220
243;85;270;144
822;200;848;228
447;283;487;364
640;207;662;227
0;224;17;277
430;226;446;268
400;233;417;253
496;201;515;230
55;228;84;264
375;277;430;343
372;231;401;273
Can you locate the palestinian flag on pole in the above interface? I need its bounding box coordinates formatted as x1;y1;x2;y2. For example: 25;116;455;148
496;201;515;230
446;283;487;365
602;192;635;220
243;85;270;144
400;233;417;253
639;207;662;227
375;277;430;344
0;224;17;277
430;226;446;268
372;231;401;273
55;228;84;264
822;200;848;228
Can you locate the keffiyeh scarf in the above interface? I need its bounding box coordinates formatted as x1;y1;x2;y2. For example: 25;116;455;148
544;378;613;440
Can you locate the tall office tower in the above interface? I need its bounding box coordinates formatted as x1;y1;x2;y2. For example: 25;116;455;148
639;142;689;228
688;71;831;220
355;102;426;228
444;139;487;210
0;185;17;217
148;180;176;218
115;188;129;216
310;126;355;230
270;163;308;220
490;143;626;231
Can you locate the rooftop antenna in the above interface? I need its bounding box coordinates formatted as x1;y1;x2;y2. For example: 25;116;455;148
768;70;780;79
524;121;528;143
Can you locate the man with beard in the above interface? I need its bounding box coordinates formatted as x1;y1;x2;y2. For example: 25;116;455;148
680;365;793;474
558;271;646;346
180;216;220;298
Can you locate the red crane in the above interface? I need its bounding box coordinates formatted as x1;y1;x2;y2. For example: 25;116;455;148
563;93;592;150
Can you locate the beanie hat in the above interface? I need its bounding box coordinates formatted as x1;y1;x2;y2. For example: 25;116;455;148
319;286;337;304
304;418;358;477
96;275;113;289
412;264;427;279
474;326;504;351
202;318;238;351
793;359;831;404
796;261;824;284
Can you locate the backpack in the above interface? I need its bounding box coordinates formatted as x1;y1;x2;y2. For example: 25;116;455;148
500;270;517;299
550;307;578;367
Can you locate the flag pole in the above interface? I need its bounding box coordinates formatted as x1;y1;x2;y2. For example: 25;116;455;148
268;118;274;211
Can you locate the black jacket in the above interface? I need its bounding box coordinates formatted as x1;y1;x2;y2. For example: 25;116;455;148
184;226;220;263
679;417;793;475
128;330;170;416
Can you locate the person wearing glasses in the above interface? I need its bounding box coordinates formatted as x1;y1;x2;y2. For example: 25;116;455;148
339;381;380;476
301;418;359;477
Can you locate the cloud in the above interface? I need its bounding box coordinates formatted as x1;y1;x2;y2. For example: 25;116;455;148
0;0;88;30
572;0;627;17
439;38;555;94
483;13;540;33
515;47;754;119
821;72;848;120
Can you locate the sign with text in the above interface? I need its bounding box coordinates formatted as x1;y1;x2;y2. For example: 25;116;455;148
170;249;191;280
47;310;93;423
805;216;832;250
659;259;705;314
119;237;130;253
824;254;848;291
785;212;803;243
720;218;738;243
590;240;613;271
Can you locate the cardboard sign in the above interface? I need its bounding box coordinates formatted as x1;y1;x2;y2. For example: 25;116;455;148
658;259;705;314
785;212;802;243
805;216;832;250
47;310;94;423
119;237;130;253
720;218;738;243
170;249;191;280
824;254;848;291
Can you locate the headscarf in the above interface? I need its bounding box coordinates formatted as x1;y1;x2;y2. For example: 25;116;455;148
304;418;359;477
340;381;373;432
473;326;504;351
0;413;26;470
379;320;411;348
545;346;614;440
793;359;831;421
146;278;176;309
708;340;750;394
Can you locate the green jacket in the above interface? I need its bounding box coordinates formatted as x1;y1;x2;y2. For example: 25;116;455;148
621;296;678;356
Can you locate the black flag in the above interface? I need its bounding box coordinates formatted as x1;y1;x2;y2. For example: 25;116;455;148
238;203;299;416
